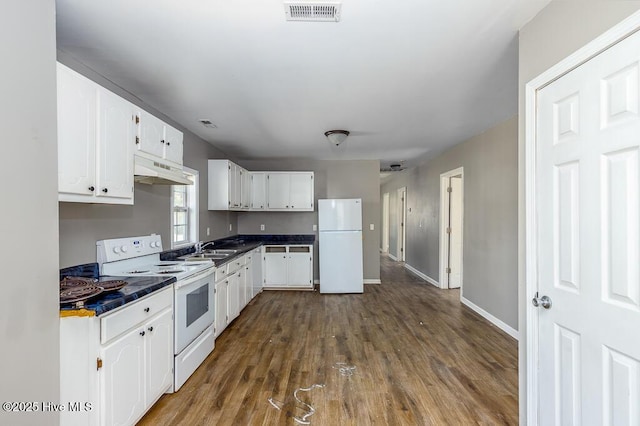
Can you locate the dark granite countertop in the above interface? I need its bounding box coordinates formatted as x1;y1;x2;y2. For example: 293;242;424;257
160;234;315;266
60;263;175;317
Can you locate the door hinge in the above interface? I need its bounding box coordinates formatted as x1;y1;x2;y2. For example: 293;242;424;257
96;358;103;371
446;227;451;234
446;267;451;274
447;186;452;193
135;136;140;144
134;115;140;124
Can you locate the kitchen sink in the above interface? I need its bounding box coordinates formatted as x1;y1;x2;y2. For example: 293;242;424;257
203;249;238;254
183;253;229;261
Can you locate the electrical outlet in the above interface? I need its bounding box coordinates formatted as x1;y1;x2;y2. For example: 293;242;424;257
229;224;232;232
206;227;210;236
313;224;317;231
260;224;265;231
370;224;375;231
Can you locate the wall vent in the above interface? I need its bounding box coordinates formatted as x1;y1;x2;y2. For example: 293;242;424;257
284;2;341;22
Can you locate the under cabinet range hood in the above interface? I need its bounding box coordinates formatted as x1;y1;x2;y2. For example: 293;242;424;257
134;155;192;185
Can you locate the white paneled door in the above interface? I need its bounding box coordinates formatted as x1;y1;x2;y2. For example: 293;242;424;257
535;29;640;425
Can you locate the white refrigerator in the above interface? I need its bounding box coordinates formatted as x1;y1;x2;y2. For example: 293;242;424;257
318;198;364;293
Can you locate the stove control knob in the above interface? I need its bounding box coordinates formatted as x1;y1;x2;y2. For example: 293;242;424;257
121;246;128;253
150;241;158;248
113;247;120;254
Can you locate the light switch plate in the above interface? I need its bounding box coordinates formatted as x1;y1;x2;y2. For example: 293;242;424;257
313;224;317;231
370;224;375;231
260;224;265;231
229;224;232;231
206;227;210;236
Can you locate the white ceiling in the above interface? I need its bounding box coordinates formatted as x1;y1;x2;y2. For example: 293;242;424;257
56;0;549;170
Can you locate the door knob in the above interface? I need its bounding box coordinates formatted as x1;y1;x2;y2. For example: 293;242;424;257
532;292;552;309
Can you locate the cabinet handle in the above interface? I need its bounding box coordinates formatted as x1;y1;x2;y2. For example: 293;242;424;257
166;142;171;146
102;188;108;193
148;326;154;332
139;331;146;337
88;186;95;192
161;139;165;144
144;307;150;313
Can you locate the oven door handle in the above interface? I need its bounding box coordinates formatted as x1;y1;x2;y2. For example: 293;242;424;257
174;267;215;289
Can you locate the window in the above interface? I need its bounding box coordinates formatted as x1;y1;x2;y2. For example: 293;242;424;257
171;167;198;248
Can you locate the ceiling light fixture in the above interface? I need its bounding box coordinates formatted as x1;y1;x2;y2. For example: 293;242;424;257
324;130;350;146
198;119;217;129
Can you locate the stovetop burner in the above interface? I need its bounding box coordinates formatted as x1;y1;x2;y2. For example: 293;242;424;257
127;270;150;274
157;270;185;274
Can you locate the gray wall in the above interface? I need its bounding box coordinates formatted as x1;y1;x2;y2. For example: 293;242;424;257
517;2;640;423
57;53;239;268
238;159;381;281
381;116;518;330
0;2;60;425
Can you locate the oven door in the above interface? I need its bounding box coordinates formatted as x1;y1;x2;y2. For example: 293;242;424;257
174;267;215;354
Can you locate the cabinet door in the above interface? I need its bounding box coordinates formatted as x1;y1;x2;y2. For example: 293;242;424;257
267;173;290;209
228;273;240;321
250;173;266;210
240;168;251;209
288;247;313;287
101;327;145;426
137;110;165;158
289;173;314;210
97;89;134;202
215;280;228;337
228;162;240;209
145;308;173;406
264;247;288;286
57;63;97;197
252;248;263;298
242;261;252;309
163;124;183;165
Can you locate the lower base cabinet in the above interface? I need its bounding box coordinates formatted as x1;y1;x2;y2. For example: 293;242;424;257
60;286;174;426
263;245;313;288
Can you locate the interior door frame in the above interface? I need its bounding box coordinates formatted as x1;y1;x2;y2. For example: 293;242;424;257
439;167;464;291
397;187;407;262
524;11;640;425
382;192;390;253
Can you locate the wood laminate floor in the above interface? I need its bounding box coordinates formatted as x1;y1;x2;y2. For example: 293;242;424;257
139;256;518;425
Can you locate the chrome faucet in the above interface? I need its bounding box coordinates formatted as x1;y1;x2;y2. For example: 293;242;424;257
195;241;215;253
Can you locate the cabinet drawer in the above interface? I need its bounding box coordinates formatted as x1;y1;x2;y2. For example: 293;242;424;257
214;265;228;282
101;286;173;344
228;257;244;273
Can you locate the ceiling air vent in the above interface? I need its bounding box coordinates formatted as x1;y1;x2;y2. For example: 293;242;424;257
284;2;342;22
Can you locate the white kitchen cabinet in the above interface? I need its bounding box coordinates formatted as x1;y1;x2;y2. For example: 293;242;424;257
241;255;253;309
250;173;266;210
136;109;184;166
60;286;174;426
228;271;240;321
251;247;263;298
214;277;228;338
100;323;145;426
208;159;249;211
263;245;313;288
57;63;134;205
266;172;314;211
240;167;251;209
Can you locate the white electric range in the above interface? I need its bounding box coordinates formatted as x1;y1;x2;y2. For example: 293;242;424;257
97;234;216;392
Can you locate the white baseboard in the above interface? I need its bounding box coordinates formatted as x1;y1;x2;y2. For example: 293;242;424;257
387;253;398;261
404;263;439;288
460;297;519;341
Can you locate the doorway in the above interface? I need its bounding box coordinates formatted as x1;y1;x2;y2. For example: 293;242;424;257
382;192;390;254
525;12;640;424
397;187;406;262
439;168;464;290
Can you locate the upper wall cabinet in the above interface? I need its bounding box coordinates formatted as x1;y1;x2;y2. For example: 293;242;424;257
208;159;250;211
57;63;134;205
250;172;266;210
135;110;183;166
266;172;314;211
